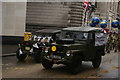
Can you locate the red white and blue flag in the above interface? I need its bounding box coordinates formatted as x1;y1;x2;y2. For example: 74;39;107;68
83;0;91;10
102;28;109;33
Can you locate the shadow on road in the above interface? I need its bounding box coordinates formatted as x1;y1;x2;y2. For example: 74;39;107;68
40;62;99;75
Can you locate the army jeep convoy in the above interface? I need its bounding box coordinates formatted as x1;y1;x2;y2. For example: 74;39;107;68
41;26;107;74
16;26;108;74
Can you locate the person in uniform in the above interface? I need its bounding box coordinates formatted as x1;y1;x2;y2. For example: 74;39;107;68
106;33;112;53
118;35;120;52
113;33;118;52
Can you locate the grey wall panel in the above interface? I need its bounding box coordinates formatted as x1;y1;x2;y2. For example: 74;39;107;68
26;2;70;28
26;2;84;32
2;2;26;36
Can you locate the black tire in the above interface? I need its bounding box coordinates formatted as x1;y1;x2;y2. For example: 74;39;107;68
69;55;82;74
92;53;101;68
34;53;41;63
42;58;53;69
16;49;27;61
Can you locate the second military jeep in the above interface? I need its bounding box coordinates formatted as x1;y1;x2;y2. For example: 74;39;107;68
41;26;107;74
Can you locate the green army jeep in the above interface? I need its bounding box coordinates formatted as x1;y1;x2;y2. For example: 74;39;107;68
41;26;107;74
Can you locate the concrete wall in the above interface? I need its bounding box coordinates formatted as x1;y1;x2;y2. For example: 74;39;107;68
94;2;118;19
117;1;120;16
26;2;70;32
94;2;119;30
2;2;26;37
26;2;70;27
0;1;1;35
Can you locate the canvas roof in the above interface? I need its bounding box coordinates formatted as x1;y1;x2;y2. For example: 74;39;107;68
63;26;104;32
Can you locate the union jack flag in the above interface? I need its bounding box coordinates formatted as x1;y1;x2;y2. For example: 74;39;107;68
83;0;91;10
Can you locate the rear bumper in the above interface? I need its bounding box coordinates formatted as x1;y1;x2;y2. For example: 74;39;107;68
44;56;70;64
20;50;33;55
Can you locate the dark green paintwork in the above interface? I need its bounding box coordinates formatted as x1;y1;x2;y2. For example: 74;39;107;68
42;27;105;64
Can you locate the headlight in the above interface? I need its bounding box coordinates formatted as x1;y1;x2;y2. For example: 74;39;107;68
45;50;48;53
51;46;56;52
66;51;73;56
66;51;71;56
45;47;49;53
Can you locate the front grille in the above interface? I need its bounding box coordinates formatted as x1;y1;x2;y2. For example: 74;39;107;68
49;45;67;57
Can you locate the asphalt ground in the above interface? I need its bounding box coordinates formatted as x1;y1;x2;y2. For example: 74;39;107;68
2;51;120;79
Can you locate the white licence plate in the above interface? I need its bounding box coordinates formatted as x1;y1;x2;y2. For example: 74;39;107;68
50;55;61;59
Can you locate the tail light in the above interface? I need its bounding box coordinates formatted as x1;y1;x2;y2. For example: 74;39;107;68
25;43;29;45
42;48;45;51
50;53;53;55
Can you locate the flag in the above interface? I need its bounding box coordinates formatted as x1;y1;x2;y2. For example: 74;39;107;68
83;0;91;10
102;28;109;33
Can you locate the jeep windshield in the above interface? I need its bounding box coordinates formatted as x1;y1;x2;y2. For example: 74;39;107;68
59;31;88;41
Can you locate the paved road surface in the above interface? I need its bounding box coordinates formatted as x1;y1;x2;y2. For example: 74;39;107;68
2;51;120;78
